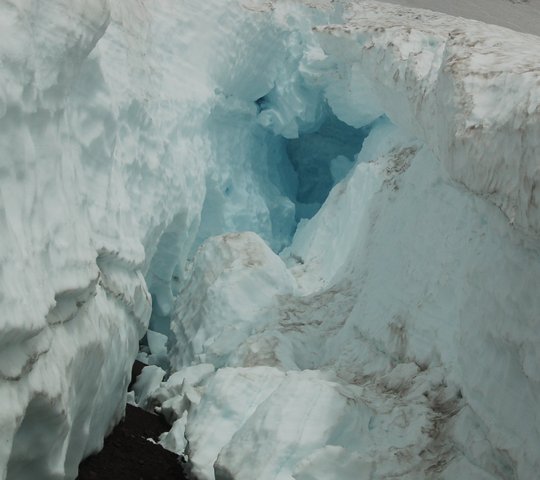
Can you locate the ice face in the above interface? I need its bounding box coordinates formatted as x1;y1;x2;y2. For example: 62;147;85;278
168;3;540;480
1;1;540;480
285;110;373;220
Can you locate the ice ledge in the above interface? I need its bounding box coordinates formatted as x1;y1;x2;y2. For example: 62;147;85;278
313;0;540;236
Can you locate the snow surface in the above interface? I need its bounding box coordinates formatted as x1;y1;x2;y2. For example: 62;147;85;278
1;0;540;479
385;0;540;37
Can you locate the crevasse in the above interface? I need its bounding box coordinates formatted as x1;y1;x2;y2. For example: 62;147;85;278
1;1;540;480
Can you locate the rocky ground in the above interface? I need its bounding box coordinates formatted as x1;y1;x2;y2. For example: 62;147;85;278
77;362;191;480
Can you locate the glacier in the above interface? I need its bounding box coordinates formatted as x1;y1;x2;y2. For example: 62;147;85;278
1;0;540;479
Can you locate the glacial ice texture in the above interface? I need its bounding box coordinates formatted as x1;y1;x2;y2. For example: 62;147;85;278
0;1;540;480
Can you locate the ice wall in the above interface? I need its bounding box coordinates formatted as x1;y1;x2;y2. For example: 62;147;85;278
1;0;540;479
0;0;342;478
165;2;540;480
0;0;247;478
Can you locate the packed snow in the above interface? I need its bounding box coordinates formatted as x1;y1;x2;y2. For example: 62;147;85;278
0;1;539;480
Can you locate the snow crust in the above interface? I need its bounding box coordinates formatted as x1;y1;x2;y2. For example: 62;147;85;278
1;0;540;479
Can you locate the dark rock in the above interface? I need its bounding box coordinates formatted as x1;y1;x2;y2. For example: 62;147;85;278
77;404;192;480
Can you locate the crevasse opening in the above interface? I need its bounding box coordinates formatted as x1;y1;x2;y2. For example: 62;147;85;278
142;12;382;339
257;98;374;222
144;92;378;342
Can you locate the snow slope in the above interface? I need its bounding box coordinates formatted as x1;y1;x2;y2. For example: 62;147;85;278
385;0;540;37
0;0;539;479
